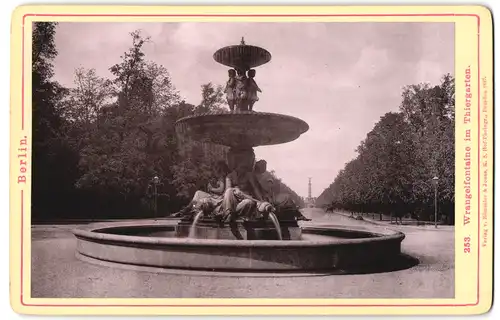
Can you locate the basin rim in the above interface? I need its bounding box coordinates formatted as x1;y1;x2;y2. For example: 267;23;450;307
72;221;405;248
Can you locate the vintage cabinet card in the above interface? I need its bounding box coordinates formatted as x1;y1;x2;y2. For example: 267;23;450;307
9;4;493;316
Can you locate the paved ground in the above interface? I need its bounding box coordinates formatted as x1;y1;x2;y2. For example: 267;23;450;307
31;208;454;298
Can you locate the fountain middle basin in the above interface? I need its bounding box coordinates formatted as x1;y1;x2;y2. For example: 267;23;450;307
73;220;405;272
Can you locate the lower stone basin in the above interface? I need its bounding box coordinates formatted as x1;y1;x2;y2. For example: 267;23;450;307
73;220;405;273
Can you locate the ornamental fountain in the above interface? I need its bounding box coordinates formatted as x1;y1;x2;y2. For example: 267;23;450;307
73;38;406;273
174;37;310;241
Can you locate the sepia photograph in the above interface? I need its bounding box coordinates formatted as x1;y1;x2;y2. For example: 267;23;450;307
26;20;460;300
28;20;458;299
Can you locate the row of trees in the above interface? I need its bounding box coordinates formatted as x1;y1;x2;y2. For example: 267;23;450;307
32;23;303;221
316;74;455;224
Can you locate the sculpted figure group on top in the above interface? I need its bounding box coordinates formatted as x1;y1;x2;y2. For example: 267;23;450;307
224;68;262;112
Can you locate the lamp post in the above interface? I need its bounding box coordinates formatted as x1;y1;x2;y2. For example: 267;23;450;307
151;176;160;218
432;176;439;228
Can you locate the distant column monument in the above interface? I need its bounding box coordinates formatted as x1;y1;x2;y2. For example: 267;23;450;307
306;177;315;208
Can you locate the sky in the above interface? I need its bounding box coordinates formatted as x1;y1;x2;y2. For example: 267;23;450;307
53;22;454;198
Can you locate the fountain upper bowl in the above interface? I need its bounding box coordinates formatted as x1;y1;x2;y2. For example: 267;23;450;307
213;44;272;70
175;111;309;148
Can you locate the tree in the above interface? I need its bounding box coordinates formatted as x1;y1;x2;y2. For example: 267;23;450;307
31;22;80;220
318;75;455;224
61;68;114;155
75;30;181;217
63;68;114;124
399;74;455;222
195;83;227;114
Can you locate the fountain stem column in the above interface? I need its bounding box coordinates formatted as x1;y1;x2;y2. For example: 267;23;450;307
226;147;255;173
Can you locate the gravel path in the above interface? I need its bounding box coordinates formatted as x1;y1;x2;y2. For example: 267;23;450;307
31;208;454;298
